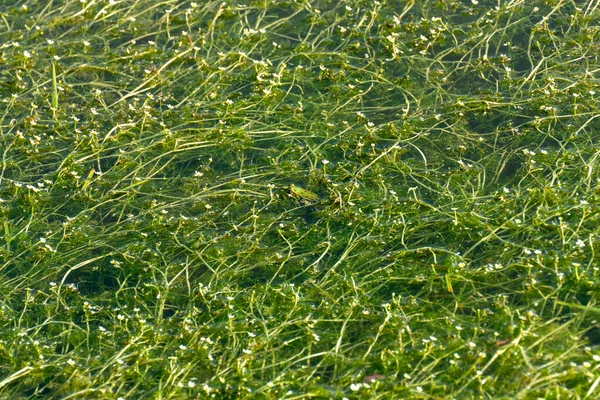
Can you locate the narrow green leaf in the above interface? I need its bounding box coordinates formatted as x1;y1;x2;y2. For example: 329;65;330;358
51;61;58;117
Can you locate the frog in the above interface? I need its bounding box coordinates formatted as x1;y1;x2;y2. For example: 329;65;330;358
284;184;320;205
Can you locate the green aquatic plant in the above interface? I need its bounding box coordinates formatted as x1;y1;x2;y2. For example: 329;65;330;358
0;0;600;398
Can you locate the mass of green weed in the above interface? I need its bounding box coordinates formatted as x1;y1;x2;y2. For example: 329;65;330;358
1;0;600;398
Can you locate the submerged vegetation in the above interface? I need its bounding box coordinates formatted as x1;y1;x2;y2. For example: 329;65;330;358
1;0;600;398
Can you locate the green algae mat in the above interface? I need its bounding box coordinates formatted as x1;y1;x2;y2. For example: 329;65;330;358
1;0;600;398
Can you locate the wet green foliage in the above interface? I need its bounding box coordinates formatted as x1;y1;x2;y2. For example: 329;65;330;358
1;0;600;398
